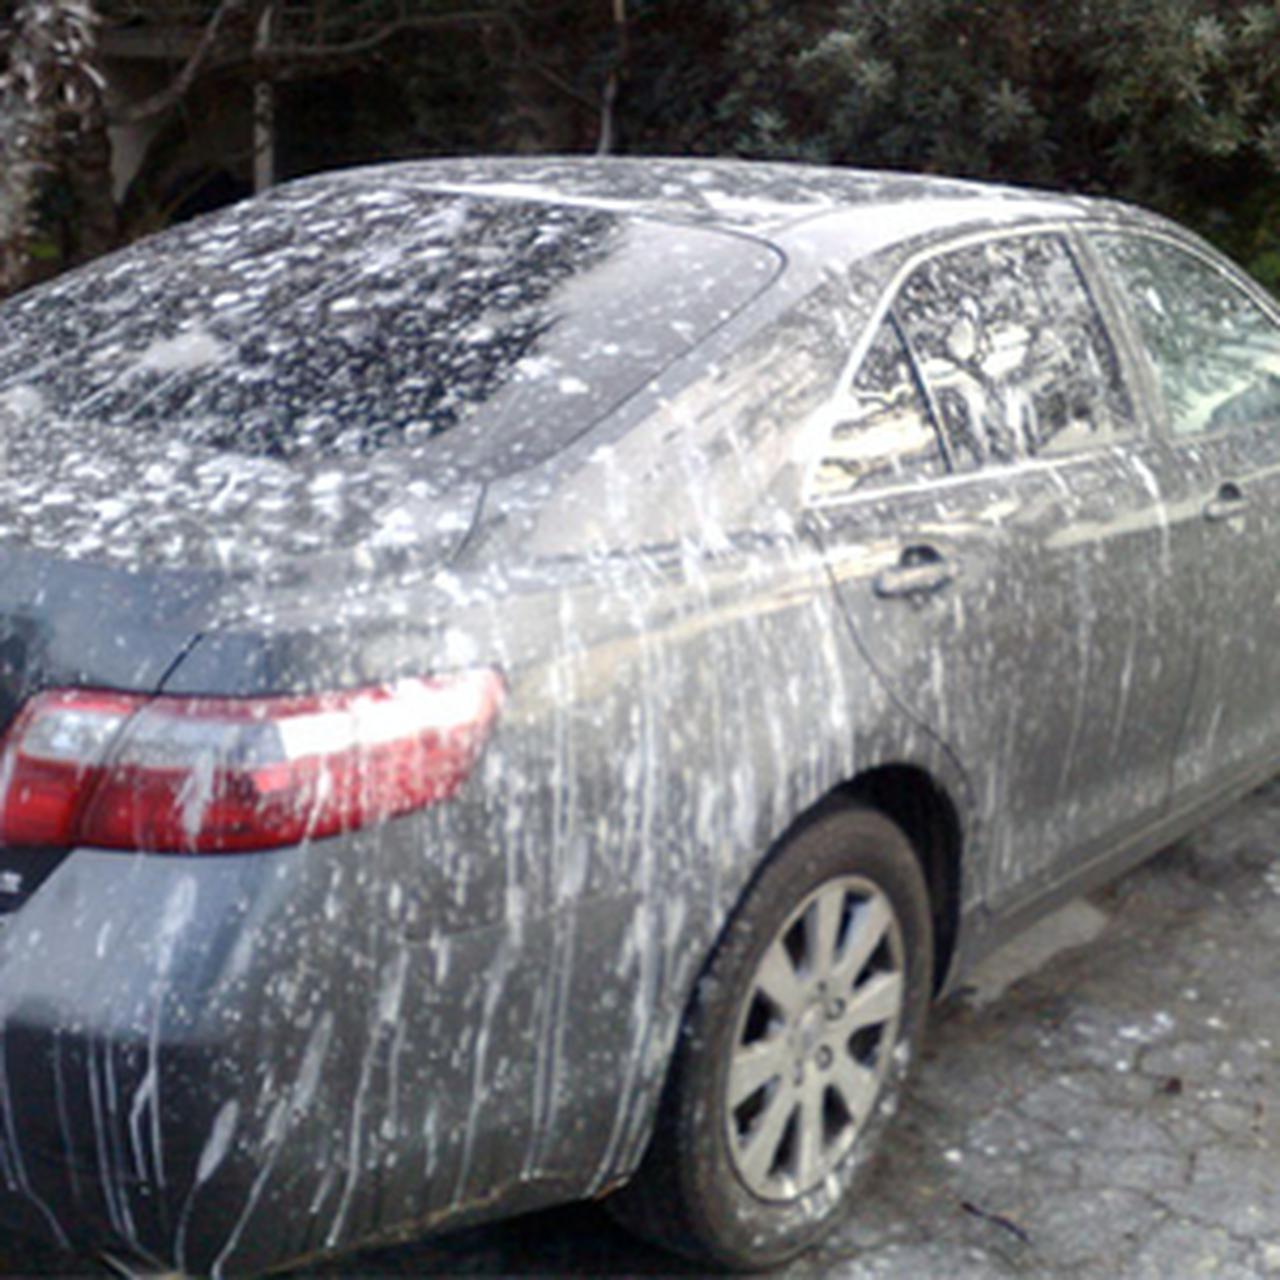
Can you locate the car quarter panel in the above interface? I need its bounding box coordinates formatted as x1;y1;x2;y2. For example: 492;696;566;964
0;517;964;1274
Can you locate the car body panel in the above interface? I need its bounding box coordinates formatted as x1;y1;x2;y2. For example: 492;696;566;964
809;440;1205;917
0;158;1275;1273
0;530;969;1272
1082;229;1280;805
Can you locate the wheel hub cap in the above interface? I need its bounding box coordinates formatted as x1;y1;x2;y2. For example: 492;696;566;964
724;875;906;1201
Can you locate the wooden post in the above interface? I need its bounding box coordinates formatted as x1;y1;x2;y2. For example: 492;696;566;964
597;0;627;155
253;0;275;191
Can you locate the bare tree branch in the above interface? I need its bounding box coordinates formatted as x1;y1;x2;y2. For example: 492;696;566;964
260;9;516;72
106;0;263;125
523;57;598;114
102;4;521;101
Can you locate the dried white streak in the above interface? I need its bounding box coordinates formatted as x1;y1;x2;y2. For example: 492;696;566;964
0;1027;69;1248
194;1100;240;1186
86;1035;133;1245
382;950;412;1148
208;1099;289;1280
202;1012;332;1276
326;940;400;1249
451;936;513;1205
1053;549;1094;811
523;589;583;1177
50;1035;83;1203
591;580;665;1187
128;875;196;1196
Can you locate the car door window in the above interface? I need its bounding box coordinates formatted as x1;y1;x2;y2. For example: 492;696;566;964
808;316;946;502
895;233;1134;469
1091;233;1280;438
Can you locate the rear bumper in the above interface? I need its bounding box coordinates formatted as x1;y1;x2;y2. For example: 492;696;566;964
2;1030;262;1273
0;843;367;1274
0;838;584;1275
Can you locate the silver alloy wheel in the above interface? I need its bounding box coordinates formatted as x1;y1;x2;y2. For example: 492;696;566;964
725;874;906;1201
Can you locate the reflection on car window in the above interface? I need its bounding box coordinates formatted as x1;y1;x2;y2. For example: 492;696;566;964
1091;234;1280;438
896;234;1133;469
809;316;945;501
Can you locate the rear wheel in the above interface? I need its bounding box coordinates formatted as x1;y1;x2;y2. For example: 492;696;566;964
610;804;933;1270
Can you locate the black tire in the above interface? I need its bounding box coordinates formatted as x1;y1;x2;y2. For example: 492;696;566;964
609;802;934;1271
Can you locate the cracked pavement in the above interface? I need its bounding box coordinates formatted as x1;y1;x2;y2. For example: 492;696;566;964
6;781;1279;1277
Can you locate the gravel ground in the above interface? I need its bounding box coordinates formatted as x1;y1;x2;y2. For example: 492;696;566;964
4;781;1279;1278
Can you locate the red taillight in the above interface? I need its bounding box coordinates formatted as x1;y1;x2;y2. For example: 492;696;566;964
0;673;503;853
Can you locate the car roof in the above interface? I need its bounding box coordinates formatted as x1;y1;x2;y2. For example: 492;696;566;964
309;154;1153;242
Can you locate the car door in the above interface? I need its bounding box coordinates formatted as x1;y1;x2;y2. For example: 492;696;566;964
1089;231;1280;801
804;229;1202;913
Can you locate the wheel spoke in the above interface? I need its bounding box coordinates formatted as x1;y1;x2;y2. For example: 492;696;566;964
725;869;912;1202
755;940;806;1019
794;1074;827;1189
728;1036;791;1108
837;970;904;1036
737;1079;797;1187
807;884;846;980
831;894;892;990
828;1053;880;1125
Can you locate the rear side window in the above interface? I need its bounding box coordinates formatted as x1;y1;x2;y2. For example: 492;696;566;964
0;181;779;479
895;233;1133;469
1091;233;1280;437
808;316;946;502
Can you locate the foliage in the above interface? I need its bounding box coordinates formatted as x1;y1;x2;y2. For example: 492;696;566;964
616;0;1280;287
0;0;109;293
1;0;1279;295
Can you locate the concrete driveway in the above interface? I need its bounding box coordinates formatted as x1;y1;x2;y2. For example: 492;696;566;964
6;782;1280;1278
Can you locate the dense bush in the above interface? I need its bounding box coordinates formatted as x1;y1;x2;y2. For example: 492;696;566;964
617;0;1280;290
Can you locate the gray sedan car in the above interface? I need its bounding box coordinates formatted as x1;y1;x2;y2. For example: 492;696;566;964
0;157;1277;1276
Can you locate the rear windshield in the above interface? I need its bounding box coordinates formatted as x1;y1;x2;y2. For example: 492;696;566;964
0;178;780;478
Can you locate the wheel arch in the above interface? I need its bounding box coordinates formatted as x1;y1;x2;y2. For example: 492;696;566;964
608;773;950;1261
607;759;966;1194
840;763;963;994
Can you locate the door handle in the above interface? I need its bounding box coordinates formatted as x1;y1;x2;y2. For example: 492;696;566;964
874;545;954;599
1204;482;1248;523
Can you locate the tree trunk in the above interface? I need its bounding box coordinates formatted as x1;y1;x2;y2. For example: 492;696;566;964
62;80;117;267
0;0;114;299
